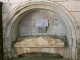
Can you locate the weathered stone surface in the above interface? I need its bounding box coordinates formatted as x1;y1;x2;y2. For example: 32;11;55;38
2;13;9;20
38;27;47;33
22;0;29;2
14;36;65;55
2;1;78;60
19;10;65;36
9;0;21;3
58;1;80;11
2;3;19;13
14;36;64;47
15;47;24;55
2;3;10;12
48;0;65;1
73;0;80;1
0;0;9;3
70;12;80;22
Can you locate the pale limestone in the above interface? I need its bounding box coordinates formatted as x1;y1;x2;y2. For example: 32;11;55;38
58;1;80;11
50;48;57;53
2;13;9;20
21;0;29;3
0;0;9;3
9;0;21;3
19;10;65;36
2;1;78;60
36;48;43;52
14;36;65;55
15;47;24;55
73;0;80;1
30;48;37;52
43;48;51;53
70;12;80;22
48;0;65;1
14;36;64;47
56;47;70;59
2;3;10;12
9;4;20;12
37;37;49;46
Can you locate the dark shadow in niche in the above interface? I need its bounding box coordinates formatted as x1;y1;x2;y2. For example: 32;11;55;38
18;52;63;58
38;27;47;33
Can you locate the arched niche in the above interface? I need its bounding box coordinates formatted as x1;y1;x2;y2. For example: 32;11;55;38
3;1;77;60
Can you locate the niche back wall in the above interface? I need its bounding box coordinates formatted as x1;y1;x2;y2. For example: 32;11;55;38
19;10;66;36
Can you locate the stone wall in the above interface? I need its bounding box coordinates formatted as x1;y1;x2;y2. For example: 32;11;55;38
19;10;65;37
0;0;80;22
1;0;80;37
1;0;80;60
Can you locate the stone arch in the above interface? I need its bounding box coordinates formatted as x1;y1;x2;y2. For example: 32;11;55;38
3;1;77;60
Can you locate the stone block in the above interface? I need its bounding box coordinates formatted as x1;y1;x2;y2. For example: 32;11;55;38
47;26;56;35
43;48;50;53
31;33;42;35
48;0;65;1
27;20;35;27
22;0;28;3
9;3;20;12
73;0;80;1
57;48;70;59
2;13;9;20
19;27;32;33
20;19;35;27
20;32;32;36
31;27;38;33
22;0;32;2
33;0;47;1
47;26;54;32
36;48;43;52
9;0;21;3
49;19;59;26
38;27;47;33
0;0;9;3
50;48;57;53
15;47;24;55
71;12;80;22
30;48;36;52
2;3;10;12
58;1;80;11
55;24;65;35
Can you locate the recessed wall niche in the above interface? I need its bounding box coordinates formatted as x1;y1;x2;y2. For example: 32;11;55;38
19;10;66;36
3;1;77;60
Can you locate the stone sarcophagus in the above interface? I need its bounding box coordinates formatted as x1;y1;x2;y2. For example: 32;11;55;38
14;36;65;55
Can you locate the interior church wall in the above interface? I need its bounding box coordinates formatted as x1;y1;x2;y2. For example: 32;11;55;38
1;0;80;38
1;0;80;60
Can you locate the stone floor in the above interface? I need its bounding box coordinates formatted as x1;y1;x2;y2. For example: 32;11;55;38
8;52;69;60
